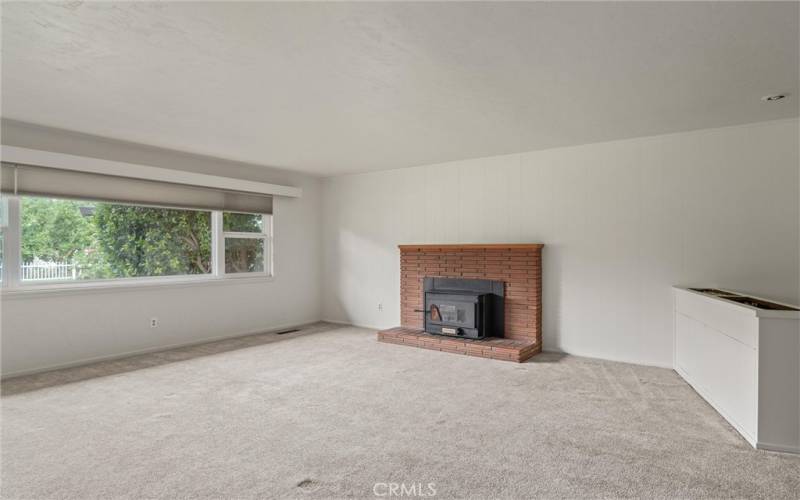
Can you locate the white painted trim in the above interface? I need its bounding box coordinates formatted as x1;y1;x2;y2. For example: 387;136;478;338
266;213;274;277
757;442;800;455
672;286;800;319
322;318;378;329
220;212;272;277
540;347;675;369
1;145;302;198
3;197;21;288
0;321;322;379
324;320;677;369
1;274;276;299
211;211;224;277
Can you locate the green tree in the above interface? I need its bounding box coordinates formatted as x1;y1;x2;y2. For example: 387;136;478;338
222;212;264;273
93;204;211;277
20;197;213;280
21;198;95;262
223;212;262;232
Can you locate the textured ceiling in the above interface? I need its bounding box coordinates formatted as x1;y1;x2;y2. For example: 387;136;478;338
2;1;798;176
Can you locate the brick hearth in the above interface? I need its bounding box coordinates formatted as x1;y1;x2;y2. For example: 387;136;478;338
377;243;543;362
378;327;540;362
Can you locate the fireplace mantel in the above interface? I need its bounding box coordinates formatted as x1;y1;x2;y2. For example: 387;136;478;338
399;243;544;251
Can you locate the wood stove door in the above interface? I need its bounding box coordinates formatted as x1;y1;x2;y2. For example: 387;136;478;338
434;302;473;327
424;294;479;337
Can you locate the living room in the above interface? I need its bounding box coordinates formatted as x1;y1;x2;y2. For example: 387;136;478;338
1;2;798;499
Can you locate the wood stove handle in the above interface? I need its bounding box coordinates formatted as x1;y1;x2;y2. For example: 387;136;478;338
415;305;441;322
415;308;438;316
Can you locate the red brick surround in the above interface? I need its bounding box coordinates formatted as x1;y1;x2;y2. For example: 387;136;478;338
378;327;540;362
399;244;543;343
377;243;544;362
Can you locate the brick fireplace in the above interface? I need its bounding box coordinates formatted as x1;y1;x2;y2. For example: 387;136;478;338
377;243;543;362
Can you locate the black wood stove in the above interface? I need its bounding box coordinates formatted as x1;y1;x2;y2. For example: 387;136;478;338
420;277;504;339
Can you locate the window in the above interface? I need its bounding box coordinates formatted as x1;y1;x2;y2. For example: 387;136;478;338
222;212;270;275
19;197;212;282
0;195;271;289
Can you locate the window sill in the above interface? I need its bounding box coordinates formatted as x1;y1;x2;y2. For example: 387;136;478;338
0;274;275;299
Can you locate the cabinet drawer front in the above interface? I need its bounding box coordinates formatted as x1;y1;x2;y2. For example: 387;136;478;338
675;291;758;347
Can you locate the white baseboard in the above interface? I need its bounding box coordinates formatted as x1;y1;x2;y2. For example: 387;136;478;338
1;320;323;379
321;318;385;331
757;441;800;455
540;347;674;369
320;318;353;327
325;321;676;370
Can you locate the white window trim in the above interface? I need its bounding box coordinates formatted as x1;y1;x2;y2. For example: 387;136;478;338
1;274;275;299
3;197;21;288
220;212;272;278
0;197;274;296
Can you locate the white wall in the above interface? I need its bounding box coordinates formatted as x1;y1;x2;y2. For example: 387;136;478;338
1;121;322;376
3;119;798;374
322;119;800;368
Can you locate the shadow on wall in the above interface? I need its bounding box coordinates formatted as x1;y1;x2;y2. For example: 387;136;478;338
542;244;562;351
331;229;398;329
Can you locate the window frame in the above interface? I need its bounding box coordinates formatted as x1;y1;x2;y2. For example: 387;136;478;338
0;196;273;294
216;211;273;278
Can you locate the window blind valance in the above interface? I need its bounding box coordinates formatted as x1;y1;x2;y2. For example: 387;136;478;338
0;162;272;214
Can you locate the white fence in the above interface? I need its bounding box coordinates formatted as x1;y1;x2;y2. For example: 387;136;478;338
21;260;77;281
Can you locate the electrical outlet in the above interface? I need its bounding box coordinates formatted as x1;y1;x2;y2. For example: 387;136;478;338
378;302;383;312
150;317;159;328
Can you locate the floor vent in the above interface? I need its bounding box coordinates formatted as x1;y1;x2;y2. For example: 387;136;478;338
275;328;300;335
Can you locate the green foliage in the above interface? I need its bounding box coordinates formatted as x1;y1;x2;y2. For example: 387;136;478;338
225;238;265;273
20;197;212;280
223;212;262;233
21;198;95;262
222;213;264;273
93;204;211;277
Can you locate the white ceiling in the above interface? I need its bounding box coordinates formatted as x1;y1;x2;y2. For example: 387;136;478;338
2;2;798;177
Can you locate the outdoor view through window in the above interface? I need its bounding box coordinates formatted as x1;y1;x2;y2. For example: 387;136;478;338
20;197;212;281
222;212;266;274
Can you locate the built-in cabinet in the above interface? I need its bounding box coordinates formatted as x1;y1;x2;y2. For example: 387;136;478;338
673;287;799;454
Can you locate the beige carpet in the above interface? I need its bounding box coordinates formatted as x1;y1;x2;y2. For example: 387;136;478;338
2;323;798;499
